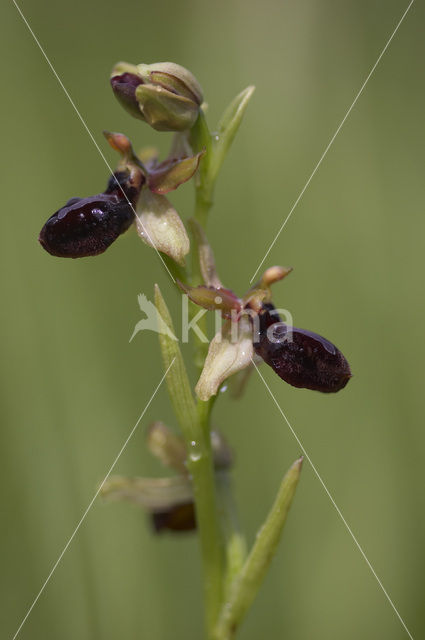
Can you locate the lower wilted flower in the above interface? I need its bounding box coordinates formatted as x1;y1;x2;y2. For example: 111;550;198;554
152;502;196;533
38;132;204;264
101;421;233;534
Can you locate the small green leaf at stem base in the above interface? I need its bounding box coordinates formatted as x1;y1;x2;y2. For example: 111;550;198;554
214;456;303;640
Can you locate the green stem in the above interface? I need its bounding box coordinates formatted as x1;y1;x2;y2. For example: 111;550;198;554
161;252;189;285
188;109;244;637
194;188;213;228
190;110;214;228
189;218;210;372
189;110;214;371
187;398;225;637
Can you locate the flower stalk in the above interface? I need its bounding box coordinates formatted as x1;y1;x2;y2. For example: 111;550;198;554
38;59;351;640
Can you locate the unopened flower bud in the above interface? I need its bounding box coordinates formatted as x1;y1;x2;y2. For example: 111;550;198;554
134;62;202;131
110;60;203;131
261;266;293;287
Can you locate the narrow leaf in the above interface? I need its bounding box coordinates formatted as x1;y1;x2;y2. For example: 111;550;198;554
211;86;255;179
154;285;198;442
214;457;303;639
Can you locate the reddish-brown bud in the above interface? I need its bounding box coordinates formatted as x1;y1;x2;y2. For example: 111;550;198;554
110;72;144;120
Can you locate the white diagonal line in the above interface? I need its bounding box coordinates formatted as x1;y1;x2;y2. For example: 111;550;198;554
249;0;414;284
11;0;175;282
252;360;414;640
11;358;175;640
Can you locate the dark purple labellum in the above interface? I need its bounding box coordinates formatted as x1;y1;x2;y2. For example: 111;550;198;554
110;73;144;119
253;303;351;393
38;194;134;258
151;502;196;533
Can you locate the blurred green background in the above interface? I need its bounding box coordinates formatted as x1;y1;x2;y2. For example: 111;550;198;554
1;0;424;638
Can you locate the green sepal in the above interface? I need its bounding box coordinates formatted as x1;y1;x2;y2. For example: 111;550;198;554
177;281;241;317
100;474;193;510
135;84;199;132
148;150;205;194
135;191;190;266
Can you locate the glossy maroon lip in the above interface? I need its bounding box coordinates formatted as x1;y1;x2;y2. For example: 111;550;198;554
38;193;134;258
38;168;144;258
253;303;352;393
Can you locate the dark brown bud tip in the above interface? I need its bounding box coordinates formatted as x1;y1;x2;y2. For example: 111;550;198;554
110;73;144;119
253;304;352;393
38;194;134;258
